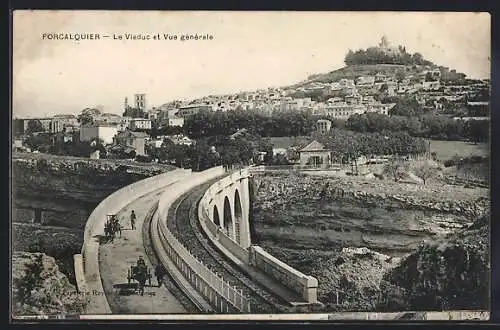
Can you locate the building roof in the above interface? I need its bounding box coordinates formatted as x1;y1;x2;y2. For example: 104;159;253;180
300;140;327;152
117;130;149;138
230;128;248;139
52;114;77;119
467;101;489;106
101;113;121;117
83;122;118;127
109;144;136;153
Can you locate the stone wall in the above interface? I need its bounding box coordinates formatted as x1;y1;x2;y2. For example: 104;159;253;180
249;246;318;303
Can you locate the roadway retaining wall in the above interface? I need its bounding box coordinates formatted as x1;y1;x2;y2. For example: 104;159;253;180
73;254;88;294
155;167;251;313
249;246;318;303
199;206;250;264
80;168;190;314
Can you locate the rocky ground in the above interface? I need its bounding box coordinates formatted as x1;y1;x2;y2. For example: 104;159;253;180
12;252;88;317
250;170;489;312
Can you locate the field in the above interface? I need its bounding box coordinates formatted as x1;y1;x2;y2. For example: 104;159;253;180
268;136;310;149
429;140;489;162
268;138;488;163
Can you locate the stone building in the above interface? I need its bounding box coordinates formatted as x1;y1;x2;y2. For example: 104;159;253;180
114;130;148;156
298;140;332;168
316;119;332;135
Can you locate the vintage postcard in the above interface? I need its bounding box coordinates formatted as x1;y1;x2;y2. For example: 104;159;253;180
11;11;490;321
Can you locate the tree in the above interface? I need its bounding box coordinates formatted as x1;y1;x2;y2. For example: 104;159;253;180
380;83;389;93
395;69;406;82
258;138;274;164
413;161;436;185
26;120;45;134
466;120;489;144
25;132;51;152
383;157;409;182
390;96;426;117
286;147;300;163
77;108;101;125
412;52;424;65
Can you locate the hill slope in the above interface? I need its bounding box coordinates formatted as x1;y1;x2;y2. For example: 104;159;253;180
306;64;408;84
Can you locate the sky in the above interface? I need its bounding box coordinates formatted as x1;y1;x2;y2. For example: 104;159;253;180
13;11;491;118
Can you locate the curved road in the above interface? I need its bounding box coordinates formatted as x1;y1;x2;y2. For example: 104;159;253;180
98;187;189;314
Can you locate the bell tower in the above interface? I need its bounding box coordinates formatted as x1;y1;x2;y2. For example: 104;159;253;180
379;35;389;49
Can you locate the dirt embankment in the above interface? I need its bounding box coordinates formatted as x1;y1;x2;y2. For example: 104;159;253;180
250;172;489;311
12;252;88;316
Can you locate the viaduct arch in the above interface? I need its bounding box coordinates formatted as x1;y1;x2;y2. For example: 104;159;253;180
203;170;252;249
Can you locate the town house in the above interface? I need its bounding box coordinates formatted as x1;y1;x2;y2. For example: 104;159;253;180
114;130;148;156
298;140;332;168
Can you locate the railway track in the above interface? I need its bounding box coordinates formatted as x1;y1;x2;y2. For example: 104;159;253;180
165;178;289;313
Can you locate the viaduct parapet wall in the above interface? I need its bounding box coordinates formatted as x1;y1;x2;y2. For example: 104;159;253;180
79;168;190;314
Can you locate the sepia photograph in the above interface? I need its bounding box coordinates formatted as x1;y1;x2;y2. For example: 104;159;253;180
11;10;491;321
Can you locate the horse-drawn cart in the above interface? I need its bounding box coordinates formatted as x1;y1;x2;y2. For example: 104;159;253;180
104;214;122;241
126;260;152;295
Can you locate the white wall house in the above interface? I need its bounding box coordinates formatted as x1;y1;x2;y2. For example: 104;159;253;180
168;117;185;127
80;124;118;145
130;118;152;130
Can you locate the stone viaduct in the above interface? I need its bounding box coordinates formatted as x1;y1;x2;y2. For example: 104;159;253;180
75;166;318;315
198;168;318;304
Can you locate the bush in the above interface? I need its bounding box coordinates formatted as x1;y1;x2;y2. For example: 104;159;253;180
135;155;152;163
444;155;488;168
14;254;44;306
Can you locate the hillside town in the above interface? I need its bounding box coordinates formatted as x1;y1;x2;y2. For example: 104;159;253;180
12;37;490;166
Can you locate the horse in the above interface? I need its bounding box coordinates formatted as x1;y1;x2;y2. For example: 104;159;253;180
112;220;122;238
134;265;148;296
104;221;115;242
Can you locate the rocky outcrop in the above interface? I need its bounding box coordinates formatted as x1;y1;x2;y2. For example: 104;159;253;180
13;156;158;211
13;223;84;285
312;248;399;310
250;172;489;311
252;173;489;219
12;252;88;316
12;153;177;227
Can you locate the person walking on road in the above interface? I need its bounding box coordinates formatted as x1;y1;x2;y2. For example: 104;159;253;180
130;210;136;230
154;264;166;287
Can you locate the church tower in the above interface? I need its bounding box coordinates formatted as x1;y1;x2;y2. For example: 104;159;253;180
379;35;390;49
124;97;129;110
